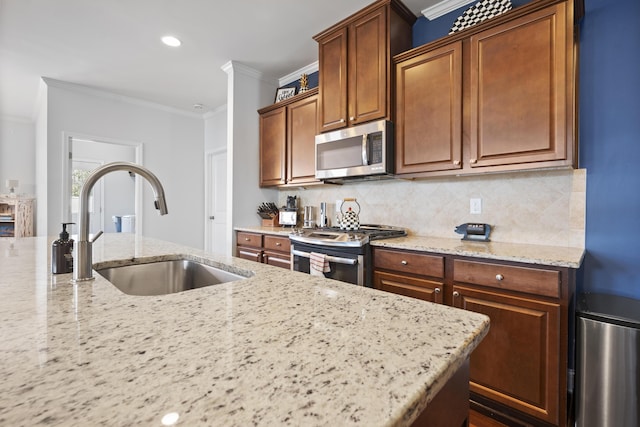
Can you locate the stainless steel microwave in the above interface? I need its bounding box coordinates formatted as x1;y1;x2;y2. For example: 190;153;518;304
315;119;393;180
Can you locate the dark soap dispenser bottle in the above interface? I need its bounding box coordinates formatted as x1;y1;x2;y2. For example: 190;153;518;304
52;222;75;274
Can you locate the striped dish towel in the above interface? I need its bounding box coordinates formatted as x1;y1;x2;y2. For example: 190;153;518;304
310;252;331;276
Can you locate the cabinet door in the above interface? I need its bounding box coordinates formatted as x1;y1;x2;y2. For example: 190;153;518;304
318;27;348;132
348;6;387;125
469;2;569;168
452;284;561;425
259;107;286;186
374;271;444;304
287;94;320;185
395;41;462;174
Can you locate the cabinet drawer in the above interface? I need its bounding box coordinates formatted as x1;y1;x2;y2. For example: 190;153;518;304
263;235;291;253
237;232;262;249
374;271;444;304
373;248;444;279
453;259;560;298
263;250;291;269
237;247;262;263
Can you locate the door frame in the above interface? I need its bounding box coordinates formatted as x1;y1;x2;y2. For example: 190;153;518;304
62;132;144;236
204;147;228;254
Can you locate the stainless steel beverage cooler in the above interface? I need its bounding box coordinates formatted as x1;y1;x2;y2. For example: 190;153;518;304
576;293;640;427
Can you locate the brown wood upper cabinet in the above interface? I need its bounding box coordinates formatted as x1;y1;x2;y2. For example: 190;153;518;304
395;41;463;174
258;89;320;187
314;0;415;132
394;0;579;177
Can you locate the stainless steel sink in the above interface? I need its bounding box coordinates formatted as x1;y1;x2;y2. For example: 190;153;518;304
95;259;247;296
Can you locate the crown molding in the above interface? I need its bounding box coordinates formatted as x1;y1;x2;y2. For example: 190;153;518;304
421;0;475;20
279;61;319;87
41;77;203;119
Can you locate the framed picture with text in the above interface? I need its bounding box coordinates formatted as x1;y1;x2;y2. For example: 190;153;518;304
274;87;296;103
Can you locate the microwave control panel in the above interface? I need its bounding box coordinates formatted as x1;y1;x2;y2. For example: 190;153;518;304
369;132;383;164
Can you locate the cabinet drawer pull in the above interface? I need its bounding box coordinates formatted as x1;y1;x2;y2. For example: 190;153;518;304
339;118;345;123
401;260;408;265
275;242;281;246
496;274;504;281
244;237;250;241
350;116;355;121
453;160;460;166
435;287;441;294
453;291;460;297
470;159;477;164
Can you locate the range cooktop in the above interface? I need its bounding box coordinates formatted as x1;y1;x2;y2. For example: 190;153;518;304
289;224;406;248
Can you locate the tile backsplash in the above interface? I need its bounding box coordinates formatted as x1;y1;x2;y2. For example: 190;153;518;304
279;169;586;248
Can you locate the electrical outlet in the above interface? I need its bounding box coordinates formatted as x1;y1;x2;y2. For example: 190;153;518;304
470;198;482;214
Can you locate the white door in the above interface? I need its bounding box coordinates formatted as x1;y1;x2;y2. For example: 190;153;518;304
207;151;227;254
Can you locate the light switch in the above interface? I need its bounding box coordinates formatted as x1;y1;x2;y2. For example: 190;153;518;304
470;198;482;214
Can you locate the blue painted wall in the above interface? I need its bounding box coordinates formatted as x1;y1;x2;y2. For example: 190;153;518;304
412;0;640;299
579;0;640;299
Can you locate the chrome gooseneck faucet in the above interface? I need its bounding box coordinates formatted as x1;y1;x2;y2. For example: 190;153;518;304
72;162;168;283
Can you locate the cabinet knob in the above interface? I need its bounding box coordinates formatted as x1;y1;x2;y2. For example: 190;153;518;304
339;118;345;123
435;287;441;294
275;242;281;246
453;291;460;297
350;116;355;121
453;160;460;166
470;159;477;164
496;274;504;281
401;260;408;265
244;237;250;241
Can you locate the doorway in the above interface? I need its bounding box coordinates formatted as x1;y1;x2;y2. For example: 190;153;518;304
62;133;142;235
71;159;104;235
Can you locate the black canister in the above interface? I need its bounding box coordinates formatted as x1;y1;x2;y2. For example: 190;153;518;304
52;222;75;274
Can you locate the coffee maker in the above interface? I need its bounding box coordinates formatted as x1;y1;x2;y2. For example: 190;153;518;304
279;195;298;226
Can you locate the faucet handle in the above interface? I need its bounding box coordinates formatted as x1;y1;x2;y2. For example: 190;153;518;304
90;230;104;243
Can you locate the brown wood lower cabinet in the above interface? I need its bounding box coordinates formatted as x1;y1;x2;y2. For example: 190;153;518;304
236;231;291;269
372;247;575;427
373;248;445;304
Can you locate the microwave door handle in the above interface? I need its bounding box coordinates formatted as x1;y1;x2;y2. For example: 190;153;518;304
362;133;369;165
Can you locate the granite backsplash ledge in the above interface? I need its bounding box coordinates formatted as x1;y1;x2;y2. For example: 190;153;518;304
279;169;586;248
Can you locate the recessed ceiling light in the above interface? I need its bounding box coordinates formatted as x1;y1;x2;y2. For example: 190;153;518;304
161;36;181;47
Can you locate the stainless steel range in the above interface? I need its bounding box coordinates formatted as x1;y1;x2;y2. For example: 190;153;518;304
289;225;406;287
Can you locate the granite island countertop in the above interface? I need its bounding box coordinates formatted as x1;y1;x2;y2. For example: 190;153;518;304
0;234;489;427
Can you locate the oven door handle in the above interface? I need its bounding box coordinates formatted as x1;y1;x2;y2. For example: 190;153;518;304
291;249;358;266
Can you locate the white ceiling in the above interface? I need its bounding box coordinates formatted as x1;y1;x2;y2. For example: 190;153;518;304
0;0;441;120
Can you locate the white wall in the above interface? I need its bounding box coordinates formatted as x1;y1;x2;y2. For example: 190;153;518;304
43;79;205;248
35;81;48;236
223;62;279;252
204;106;227;152
0;117;36;196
